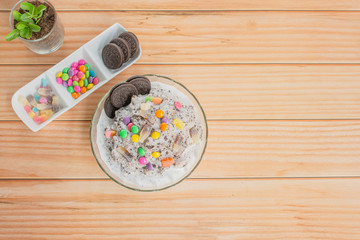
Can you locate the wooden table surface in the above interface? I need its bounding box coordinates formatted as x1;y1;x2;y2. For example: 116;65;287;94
1;0;360;239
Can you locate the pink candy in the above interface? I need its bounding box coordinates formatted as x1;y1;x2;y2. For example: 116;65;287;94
105;130;116;138
174;101;182;110
72;75;79;82
39;97;47;104
71;62;78;68
93;77;99;85
78;59;86;65
127;122;133;131
74;85;81;93
77;71;83;78
67;79;73;87
56;77;63;84
138;157;147;165
74;69;79;75
24;105;31;113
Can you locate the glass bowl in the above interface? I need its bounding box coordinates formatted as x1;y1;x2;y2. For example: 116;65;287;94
90;74;208;191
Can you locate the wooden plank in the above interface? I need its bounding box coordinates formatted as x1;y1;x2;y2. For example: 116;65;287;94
2;0;360;10
0;178;360;239
1;120;360;179
2;12;360;64
3;64;360;120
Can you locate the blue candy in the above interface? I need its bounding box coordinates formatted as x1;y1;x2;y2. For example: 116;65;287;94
89;70;95;77
41;78;48;88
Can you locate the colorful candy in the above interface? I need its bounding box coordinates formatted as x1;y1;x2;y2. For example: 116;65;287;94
123;117;131;125
132;134;139;143
174;101;182;110
145;96;153;102
56;72;62;78
138;157;147;165
127;122;134;131
155;109;164;118
71;92;79;99
146;163;153;171
61;73;69;81
62;67;69;73
105;130;116;138
152;97;162;105
160;123;168;131
79;65;86;73
152;152;160;158
81;87;87;94
173;118;185;129
161;117;169;124
161;158;174;168
138;147;145;156
151;131;160;139
56;77;62;84
78;59;86;65
39;97;47;104
131;125;139;134
74;85;81;93
93;77;99;85
120;129;128;138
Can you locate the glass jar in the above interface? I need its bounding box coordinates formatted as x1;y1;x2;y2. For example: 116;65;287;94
9;0;65;54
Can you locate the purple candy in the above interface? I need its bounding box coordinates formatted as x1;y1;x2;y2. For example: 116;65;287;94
123;117;131;125
146;163;153;171
161;117;170;124
88;76;93;83
68;69;74;77
62;81;68;88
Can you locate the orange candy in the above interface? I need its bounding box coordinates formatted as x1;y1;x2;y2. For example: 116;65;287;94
78;65;87;73
152;97;162;105
71;92;79;99
155;109;164;118
160;123;168;131
80;87;87;94
161;158;174;168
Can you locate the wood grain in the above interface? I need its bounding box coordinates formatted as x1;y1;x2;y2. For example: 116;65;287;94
1;120;360;179
2;11;360;64
1;178;360;239
2;0;360;10
3;64;360;121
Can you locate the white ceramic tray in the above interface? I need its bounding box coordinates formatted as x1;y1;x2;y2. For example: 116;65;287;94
11;23;141;132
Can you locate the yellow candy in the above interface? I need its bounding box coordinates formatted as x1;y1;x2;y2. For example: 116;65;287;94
87;83;94;90
173;119;185;129
40;109;53;117
28;111;36;118
56;72;62;78
40;113;48;121
151;131;160;139
132;134;139;143
152;152;160;158
80;74;85;81
79;80;84;87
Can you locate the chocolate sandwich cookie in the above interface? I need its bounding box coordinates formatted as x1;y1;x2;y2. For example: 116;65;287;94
110;82;138;108
110;38;131;62
104;96;117;118
119;32;139;58
126;76;151;95
102;43;124;69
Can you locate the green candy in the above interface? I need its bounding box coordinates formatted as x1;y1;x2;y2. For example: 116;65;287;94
61;73;69;81
62;67;69;73
67;86;74;93
84;79;89;87
73;81;79;86
85;71;90;78
138;147;145;156
131;125;139;134
84;63;90;71
119;129;128;138
145;96;153;102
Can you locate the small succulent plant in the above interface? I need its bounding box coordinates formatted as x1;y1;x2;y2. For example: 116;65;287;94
5;2;47;41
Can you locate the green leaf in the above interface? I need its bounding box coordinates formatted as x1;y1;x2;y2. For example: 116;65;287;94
20;2;35;13
25;28;32;39
20;12;32;23
13;10;22;21
35;5;46;18
28;23;41;33
5;29;20;41
16;22;27;31
19;26;30;39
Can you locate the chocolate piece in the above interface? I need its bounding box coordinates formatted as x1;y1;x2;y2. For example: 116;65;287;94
110;83;138;108
101;43;124;69
119;32;139;58
110;38;131;62
126;76;151;95
104;96;117;118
